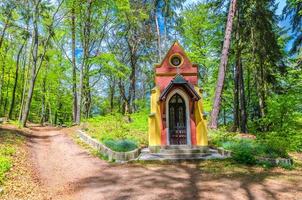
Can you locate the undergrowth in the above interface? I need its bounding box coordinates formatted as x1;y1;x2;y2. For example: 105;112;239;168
83;110;148;151
0;130;24;185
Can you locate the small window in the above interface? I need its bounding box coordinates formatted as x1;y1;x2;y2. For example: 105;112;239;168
169;54;183;67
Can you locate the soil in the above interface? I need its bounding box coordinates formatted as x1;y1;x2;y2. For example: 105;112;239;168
1;125;302;200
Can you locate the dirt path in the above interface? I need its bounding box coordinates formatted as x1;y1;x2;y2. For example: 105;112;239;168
7;126;302;200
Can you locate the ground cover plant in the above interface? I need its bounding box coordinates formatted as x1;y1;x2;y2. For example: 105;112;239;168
209;127;300;166
0;130;24;185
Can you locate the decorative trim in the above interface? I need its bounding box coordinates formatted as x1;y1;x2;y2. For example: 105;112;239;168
156;72;197;77
159;75;200;101
155;41;194;68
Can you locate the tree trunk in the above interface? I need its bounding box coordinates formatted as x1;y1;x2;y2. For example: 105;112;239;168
232;8;240;132
48;101;53;124
0;55;5;115
118;79;130;114
109;77;116;113
76;61;83;123
3;67;11;116
129;60;136;113
19;45;31;122
40;69;47;125
239;61;247;133
233;61;240;132
77;1;92;122
83;72;91;118
21;0;55;126
21;71;36;126
209;0;237;129
9;43;25;119
21;2;40;126
71;5;78;124
257;58;266;119
155;14;161;61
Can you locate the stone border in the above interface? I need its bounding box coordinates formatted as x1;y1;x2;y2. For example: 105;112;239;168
76;130;141;162
213;146;293;166
209;146;232;157
217;147;232;157
257;157;293;166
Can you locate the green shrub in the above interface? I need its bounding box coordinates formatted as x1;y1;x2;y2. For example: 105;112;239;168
258;160;275;169
289;134;302;152
225;139;257;165
103;139;138;152
256;132;289;158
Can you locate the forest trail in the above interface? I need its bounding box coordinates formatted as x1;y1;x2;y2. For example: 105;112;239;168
20;126;302;200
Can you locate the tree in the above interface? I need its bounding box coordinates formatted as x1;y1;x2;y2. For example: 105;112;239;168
209;0;237;129
21;0;63;126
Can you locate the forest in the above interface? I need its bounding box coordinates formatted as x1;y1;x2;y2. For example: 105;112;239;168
1;1;302;198
0;0;301;136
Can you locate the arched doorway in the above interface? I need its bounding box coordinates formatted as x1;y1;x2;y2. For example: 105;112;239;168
168;93;187;145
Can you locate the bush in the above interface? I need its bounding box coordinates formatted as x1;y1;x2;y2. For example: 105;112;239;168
224;139;257;165
103;139;138;152
289;134;302;152
256;132;289;158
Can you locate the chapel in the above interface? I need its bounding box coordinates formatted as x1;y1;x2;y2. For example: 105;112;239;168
148;41;208;152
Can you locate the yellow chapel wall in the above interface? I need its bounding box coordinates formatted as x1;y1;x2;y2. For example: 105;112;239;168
194;86;208;146
148;86;162;146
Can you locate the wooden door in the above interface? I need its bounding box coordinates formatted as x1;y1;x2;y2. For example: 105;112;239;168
169;94;187;145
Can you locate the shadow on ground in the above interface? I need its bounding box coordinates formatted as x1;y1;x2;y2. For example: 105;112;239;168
1;126;301;200
69;159;302;200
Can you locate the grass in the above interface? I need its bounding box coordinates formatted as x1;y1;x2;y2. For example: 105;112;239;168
0;130;24;185
83;110;148;152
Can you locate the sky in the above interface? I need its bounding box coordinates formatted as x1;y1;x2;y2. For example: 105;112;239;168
182;0;293;50
185;0;287;15
276;0;287;15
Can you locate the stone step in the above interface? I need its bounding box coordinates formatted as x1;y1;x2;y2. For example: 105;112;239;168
149;152;211;160
159;148;206;154
161;145;195;149
138;148;227;161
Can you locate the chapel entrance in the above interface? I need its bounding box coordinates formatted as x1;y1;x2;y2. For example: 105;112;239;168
168;93;187;145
